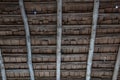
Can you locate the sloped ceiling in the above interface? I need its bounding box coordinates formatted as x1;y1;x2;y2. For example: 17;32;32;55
0;0;120;80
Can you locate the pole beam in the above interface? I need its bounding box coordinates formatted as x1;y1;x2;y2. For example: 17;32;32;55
0;49;6;80
112;47;120;80
19;0;35;80
86;0;99;80
56;0;62;80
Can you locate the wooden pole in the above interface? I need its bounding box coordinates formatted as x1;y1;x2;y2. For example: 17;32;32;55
112;47;120;80
0;49;6;80
19;0;35;80
86;0;99;80
56;0;62;80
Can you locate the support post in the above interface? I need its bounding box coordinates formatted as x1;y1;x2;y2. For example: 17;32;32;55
56;0;62;80
0;49;6;80
86;0;99;80
19;0;35;80
112;47;120;80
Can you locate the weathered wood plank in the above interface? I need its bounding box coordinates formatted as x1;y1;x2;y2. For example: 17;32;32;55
0;13;120;17
4;61;115;70
0;49;7;80
86;0;99;80
4;69;113;78
56;0;62;80
0;44;119;49
0;34;120;39
0;24;120;28
0;0;117;3
112;46;120;80
19;0;35;80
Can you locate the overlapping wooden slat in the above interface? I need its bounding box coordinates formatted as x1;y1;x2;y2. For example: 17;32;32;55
3;69;113;78
0;44;119;54
0;14;120;25
0;34;120;46
86;0;99;80
4;61;115;70
2;53;117;63
0;13;120;17
19;0;34;80
0;1;120;15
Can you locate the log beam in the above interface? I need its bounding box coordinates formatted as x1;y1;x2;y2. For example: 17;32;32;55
86;0;99;80
56;0;62;80
19;0;35;80
112;46;120;80
0;49;6;80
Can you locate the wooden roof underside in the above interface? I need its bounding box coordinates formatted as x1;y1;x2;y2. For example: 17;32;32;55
0;0;120;80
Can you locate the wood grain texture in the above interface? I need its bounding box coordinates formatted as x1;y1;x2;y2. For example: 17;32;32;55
0;0;120;80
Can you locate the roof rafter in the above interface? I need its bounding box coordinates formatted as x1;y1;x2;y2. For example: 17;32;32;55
112;46;120;80
86;0;99;80
0;49;6;80
56;0;62;80
19;0;35;80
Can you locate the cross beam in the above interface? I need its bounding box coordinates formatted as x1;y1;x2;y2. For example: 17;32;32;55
0;49;6;80
112;47;120;80
56;0;62;80
86;0;99;80
19;0;35;80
